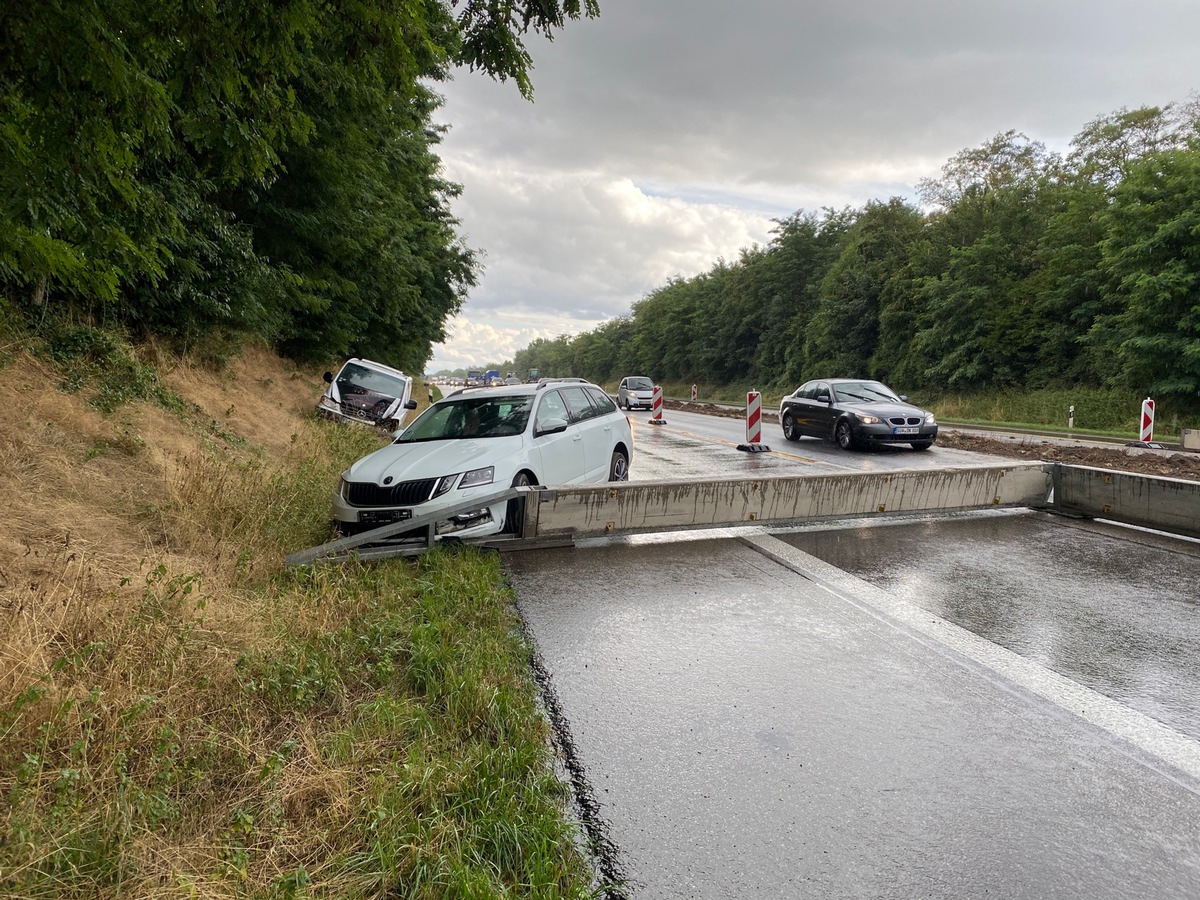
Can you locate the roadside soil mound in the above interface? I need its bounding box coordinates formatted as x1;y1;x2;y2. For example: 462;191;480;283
937;431;1200;481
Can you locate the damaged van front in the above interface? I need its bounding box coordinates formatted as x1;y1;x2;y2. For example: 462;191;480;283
317;358;418;431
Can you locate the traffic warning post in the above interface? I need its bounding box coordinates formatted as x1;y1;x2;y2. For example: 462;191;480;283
649;384;666;425
737;390;770;453
1140;397;1155;443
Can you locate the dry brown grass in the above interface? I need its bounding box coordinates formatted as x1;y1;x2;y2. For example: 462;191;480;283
0;345;347;893
0;342;604;897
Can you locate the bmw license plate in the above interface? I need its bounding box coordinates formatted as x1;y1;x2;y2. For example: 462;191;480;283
893;426;919;435
359;509;412;525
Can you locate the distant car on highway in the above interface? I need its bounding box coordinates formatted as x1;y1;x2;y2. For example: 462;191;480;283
617;376;655;410
779;379;938;451
332;380;633;538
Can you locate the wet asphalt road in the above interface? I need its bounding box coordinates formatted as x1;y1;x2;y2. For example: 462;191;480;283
627;409;1017;481
504;412;1200;898
780;511;1200;742
508;529;1200;898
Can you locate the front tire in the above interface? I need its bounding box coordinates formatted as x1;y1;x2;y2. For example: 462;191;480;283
834;419;856;451
781;410;800;442
911;440;933;451
609;449;629;482
503;472;532;534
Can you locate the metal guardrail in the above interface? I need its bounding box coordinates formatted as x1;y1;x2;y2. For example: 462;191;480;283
284;485;529;566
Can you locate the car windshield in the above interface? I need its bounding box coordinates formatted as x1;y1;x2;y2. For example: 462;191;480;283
396;395;532;442
627;377;653;390
337;362;407;398
832;381;901;403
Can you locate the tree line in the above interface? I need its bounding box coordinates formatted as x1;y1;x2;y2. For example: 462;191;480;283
1;0;597;371
510;101;1200;410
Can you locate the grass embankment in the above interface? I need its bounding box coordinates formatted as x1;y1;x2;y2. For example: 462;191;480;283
647;380;1194;441
0;336;594;898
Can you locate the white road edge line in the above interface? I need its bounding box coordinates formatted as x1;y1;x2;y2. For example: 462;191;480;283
742;532;1200;791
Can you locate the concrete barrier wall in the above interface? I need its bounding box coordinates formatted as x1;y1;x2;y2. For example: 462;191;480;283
1052;465;1200;539
529;464;1052;539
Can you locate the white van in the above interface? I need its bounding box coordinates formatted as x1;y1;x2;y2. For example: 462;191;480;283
316;358;418;430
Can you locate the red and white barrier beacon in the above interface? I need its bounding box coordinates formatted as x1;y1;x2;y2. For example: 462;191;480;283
1140;397;1155;443
737;390;770;453
649;384;666;425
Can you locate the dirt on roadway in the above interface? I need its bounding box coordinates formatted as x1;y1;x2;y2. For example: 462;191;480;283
936;431;1200;482
666;399;1200;483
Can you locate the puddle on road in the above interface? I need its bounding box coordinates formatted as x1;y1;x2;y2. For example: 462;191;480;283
777;511;1200;740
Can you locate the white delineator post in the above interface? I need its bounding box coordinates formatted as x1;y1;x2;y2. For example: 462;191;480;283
649;384;666;425
737;390;770;452
1141;397;1155;443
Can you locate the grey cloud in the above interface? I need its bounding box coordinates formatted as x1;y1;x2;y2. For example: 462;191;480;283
428;0;1200;371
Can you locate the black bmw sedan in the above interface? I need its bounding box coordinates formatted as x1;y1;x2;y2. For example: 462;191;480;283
779;379;938;451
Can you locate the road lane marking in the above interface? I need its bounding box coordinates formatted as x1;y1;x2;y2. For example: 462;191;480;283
743;533;1200;793
643;423;839;467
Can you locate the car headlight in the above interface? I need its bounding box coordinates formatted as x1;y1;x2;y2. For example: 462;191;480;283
857;415;882;425
925;413;937;425
432;474;459;498
459;466;495;489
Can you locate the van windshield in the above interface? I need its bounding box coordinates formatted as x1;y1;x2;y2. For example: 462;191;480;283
337;362;408;399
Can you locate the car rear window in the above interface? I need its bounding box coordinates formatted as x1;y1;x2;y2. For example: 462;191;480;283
587;387;617;414
561;386;602;423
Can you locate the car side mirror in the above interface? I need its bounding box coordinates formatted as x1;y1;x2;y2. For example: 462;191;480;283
898;395;908;402
816;394;831;404
536;416;569;436
404;400;418;409
323;371;334;384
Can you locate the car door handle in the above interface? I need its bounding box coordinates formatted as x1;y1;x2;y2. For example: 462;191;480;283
572;433;582;442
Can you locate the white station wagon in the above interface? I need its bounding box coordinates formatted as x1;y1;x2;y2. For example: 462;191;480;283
332;380;632;538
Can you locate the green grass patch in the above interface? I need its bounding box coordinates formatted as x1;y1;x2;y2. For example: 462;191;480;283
923;387;1196;439
38;322;185;415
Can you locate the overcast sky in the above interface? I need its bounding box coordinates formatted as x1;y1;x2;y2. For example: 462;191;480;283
426;0;1200;373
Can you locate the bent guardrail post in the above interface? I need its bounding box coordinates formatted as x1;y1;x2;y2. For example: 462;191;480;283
285;486;522;566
